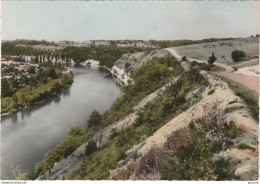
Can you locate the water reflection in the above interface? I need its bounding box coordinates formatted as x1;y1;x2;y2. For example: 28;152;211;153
1;66;121;179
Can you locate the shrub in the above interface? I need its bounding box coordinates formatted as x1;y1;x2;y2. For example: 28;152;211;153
135;147;168;180
224;106;244;114
163;127;193;154
181;56;187;61
237;144;255;151
160;123;234;180
232;50;246;62
207;53;217;66
85;140;97;155
88;110;102;127
194;104;228;145
208;89;215;95
224;121;243;139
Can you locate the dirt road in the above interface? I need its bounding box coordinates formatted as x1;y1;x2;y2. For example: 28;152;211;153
165;48;259;94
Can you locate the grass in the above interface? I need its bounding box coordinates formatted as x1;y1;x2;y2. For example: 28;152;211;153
70;123;149;180
70;69;209;180
224;121;243;139
237;144;255;151
219;76;259;121
208;89;215;95
101;55;183;127
224;106;244;114
210;65;225;71
192;95;203;104
160;122;235;180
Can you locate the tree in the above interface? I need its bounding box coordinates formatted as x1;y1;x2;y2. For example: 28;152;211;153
88;110;102;127
181;56;187;61
231;50;246;62
207;53;217;66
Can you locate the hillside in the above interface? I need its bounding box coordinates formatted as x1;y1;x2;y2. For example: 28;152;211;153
173;37;259;64
36;48;258;181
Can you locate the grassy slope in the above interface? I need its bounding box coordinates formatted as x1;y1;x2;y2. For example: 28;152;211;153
219;76;259;121
70;69;209;180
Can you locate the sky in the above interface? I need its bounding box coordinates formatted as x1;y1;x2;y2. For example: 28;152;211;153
1;1;259;41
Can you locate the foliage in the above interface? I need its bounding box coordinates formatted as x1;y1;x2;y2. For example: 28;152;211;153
160;123;235;180
182;56;187;61
224;106;244;114
10;164;29;180
70;124;148;180
88;110;102;127
224;121;243;139
17;39;56;46
85;140;97;155
135;147;168;180
220;76;259;121
194;104;231;147
35;126;93;177
231;50;246;62
192;95;203;104
59;46;150;68
1;62;73;114
150;38;233;48
101;55;183;127
137;69;208;133
70;69;209;180
207;53;217;66
237;144;255;151
190;61;225;71
208;89;215;95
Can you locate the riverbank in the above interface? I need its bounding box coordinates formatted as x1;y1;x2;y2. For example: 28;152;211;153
1;72;74;115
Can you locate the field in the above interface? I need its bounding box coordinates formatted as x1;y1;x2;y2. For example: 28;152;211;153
173;37;259;64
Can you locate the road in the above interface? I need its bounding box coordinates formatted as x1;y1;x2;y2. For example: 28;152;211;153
165;48;259;94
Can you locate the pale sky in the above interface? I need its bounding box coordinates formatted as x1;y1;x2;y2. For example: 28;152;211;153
1;1;259;41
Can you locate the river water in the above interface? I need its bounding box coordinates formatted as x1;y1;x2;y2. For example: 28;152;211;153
1;65;121;179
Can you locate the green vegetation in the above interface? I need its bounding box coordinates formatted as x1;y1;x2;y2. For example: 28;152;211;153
59;46;150;68
160;123;235;180
219;76;259;121
85;140;97;155
237;144;255;151
191;61;225;71
192;95;203;104
1;42;51;59
88;110;102;127
207;53;217;66
70;124;148;180
232;50;246;62
224;121;243;139
10;164;29;180
150;38;233;48
16;39;56;46
224;106;244;114
101;55;183;127
35;126;93;177
1;63;73;114
208;89;215;95
70;69;209;180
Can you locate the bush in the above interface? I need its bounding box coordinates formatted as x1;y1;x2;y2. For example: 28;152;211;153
237;144;255;151
160;124;234;180
232;50;246;62
208;89;215;95
135;147;168;180
88;110;102;127
224;121;243;139
207;53;217;66
85;140;97;155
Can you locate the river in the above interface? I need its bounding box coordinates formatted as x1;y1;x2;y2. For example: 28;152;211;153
1;65;121;179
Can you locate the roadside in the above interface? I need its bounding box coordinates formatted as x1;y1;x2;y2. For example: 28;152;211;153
165;48;259;94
